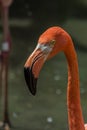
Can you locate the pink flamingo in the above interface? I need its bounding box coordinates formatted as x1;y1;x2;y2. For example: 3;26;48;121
24;26;87;130
0;0;12;129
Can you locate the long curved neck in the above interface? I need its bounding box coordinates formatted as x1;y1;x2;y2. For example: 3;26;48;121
65;42;85;130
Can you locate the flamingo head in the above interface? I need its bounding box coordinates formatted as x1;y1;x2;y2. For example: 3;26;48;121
24;26;70;95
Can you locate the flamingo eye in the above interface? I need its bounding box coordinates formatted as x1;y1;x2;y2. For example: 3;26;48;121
49;40;56;47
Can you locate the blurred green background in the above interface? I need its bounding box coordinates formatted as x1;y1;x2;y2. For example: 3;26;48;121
0;0;87;130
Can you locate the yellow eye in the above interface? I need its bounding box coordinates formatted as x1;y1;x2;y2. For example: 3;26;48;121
50;40;56;46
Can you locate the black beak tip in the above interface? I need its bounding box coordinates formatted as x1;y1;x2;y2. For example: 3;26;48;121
24;67;37;96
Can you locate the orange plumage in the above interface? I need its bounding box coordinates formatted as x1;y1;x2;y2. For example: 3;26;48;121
24;26;87;130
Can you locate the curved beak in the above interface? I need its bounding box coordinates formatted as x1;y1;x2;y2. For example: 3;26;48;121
24;47;47;95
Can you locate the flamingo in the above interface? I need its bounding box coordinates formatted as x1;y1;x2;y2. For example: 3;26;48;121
24;26;87;130
0;0;12;129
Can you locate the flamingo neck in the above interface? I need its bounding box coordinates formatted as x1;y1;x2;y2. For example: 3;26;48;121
65;42;85;130
2;7;9;41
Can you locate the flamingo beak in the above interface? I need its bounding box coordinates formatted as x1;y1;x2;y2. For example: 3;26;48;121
24;47;47;95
